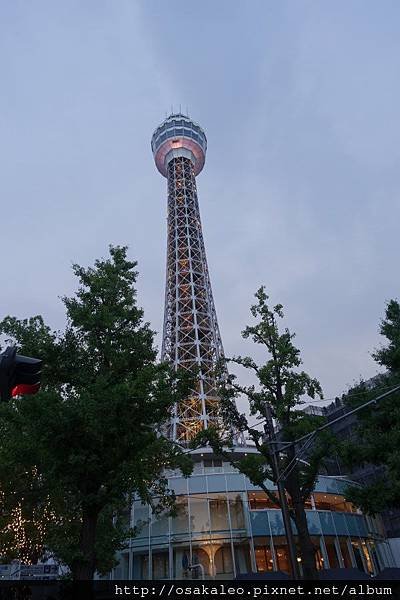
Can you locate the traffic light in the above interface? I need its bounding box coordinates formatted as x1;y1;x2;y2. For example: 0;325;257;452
0;346;42;402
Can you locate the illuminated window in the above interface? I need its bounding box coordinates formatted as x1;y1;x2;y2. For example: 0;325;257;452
273;537;292;574
313;493;357;513
362;540;376;574
351;539;366;572
248;491;279;510
254;544;274;572
339;538;353;568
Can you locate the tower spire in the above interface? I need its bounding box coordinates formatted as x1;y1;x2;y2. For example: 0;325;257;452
151;114;224;443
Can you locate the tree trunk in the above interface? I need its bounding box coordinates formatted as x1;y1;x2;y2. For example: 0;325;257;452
285;468;318;580
71;507;99;580
291;494;318;579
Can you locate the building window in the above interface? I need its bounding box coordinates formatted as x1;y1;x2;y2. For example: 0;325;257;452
272;537;292;575
254;543;274;572
214;546;234;575
351;539;366;572
228;493;245;529
313;493;357;513
133;503;149;538
314;548;324;570
204;458;223;472
249;491;357;513
140;555;149;580
361;540;375;574
209;495;229;531
339;538;353;568
152;552;169;579
191;548;210;578
233;542;252;575
189;497;210;533
171;497;189;534
324;536;340;568
248;491;279;510
173;546;193;579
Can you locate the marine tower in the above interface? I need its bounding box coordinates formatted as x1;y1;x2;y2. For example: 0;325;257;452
152;114;224;444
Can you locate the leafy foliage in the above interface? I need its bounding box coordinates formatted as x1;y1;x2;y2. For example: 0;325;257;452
0;246;192;578
372;299;400;372
195;287;333;579
341;300;400;515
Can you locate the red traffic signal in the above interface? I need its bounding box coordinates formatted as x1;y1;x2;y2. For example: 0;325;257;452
11;383;41;397
0;346;42;401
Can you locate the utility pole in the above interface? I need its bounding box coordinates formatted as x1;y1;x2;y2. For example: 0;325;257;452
264;403;300;580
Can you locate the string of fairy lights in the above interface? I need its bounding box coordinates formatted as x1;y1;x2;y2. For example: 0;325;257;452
0;478;62;565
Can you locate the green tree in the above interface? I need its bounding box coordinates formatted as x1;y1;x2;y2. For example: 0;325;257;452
195;287;332;579
341;299;400;515
0;246;192;579
373;300;400;373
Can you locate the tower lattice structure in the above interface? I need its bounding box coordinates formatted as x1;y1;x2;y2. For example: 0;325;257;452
152;114;225;444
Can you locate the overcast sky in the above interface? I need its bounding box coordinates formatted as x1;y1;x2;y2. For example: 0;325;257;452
1;1;399;404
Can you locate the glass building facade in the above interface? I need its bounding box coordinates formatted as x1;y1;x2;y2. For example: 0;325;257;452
109;458;395;580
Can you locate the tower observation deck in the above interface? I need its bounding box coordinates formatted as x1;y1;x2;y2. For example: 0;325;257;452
152;114;224;444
